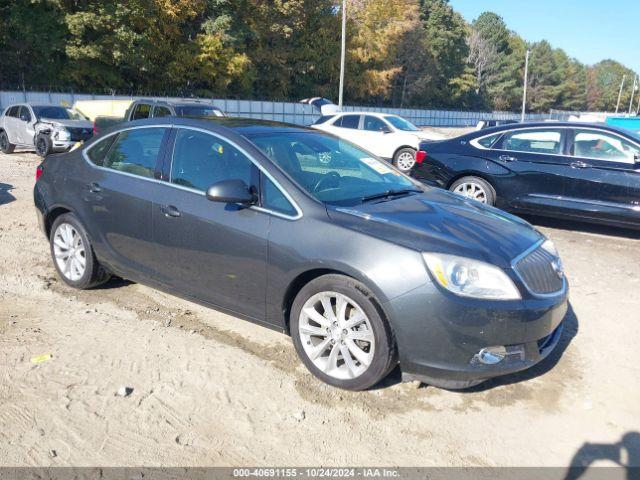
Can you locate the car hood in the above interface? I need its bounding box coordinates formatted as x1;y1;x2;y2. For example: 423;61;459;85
38;118;93;129
327;189;542;268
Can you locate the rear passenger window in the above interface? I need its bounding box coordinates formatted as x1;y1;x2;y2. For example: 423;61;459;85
170;129;257;192
501;129;562;155
335;115;360;129
131;103;151;120
6;106;19;117
102;128;167;178
86;135;117;166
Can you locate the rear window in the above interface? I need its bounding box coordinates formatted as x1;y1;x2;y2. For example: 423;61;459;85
314;115;335;125
86;135;118;166
102;127;167;178
6;106;19;117
131;103;151;120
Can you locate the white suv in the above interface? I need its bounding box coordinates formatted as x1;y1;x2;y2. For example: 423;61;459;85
311;112;444;172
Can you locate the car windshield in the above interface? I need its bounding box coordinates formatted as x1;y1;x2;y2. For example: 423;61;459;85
246;131;421;206
384;115;419;131
175;105;224;117
32;106;86;120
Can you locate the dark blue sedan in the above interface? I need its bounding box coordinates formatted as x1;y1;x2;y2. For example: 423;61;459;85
412;122;640;230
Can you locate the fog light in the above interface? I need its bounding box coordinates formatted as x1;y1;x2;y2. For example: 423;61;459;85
475;346;507;365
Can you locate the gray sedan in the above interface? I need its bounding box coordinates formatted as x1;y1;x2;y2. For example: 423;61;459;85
34;117;568;390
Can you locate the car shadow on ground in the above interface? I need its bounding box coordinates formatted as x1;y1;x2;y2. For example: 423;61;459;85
377;302;579;392
93;276;134;290
0;182;16;207
522;215;640;240
565;431;640;479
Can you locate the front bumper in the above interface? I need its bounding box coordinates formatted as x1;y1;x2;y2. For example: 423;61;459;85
384;282;568;389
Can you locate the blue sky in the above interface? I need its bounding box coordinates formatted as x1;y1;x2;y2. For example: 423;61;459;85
449;0;640;73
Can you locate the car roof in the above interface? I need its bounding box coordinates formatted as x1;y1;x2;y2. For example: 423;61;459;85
460;121;634;140
122;116;314;135
134;99;221;108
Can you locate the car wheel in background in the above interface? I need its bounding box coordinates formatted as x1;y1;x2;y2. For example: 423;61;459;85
50;213;110;289
0;130;15;154
393;148;416;172
35;134;52;157
290;274;397;391
450;176;496;206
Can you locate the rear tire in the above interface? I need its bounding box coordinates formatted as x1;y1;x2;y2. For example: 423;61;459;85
290;274;397;391
0;130;15;154
392;147;416;172
450;176;496;206
35;134;52;158
49;213;110;289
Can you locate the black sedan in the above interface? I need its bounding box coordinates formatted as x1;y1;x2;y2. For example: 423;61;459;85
412;122;640;230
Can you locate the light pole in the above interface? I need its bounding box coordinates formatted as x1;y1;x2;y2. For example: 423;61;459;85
615;75;626;114
629;75;637;114
521;49;530;123
338;0;346;108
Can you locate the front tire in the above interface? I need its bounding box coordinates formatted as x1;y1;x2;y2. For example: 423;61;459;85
0;130;15;154
290;274;397;391
35;134;52;158
393;148;416;172
50;213;110;289
450;176;496;206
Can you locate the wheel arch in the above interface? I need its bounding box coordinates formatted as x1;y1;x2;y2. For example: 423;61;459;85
281;267;391;336
44;206;73;239
392;145;416;160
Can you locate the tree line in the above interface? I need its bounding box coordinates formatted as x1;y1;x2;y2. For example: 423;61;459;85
1;0;637;113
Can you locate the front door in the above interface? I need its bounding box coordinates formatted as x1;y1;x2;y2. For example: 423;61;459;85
17;106;34;145
562;128;640;225
359;115;395;159
152;127;269;320
484;127;574;214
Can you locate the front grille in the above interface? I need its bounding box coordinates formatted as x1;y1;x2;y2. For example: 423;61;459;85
514;245;564;296
67;127;93;142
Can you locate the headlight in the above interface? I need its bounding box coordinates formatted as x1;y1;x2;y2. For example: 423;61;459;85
56;128;71;141
422;252;521;300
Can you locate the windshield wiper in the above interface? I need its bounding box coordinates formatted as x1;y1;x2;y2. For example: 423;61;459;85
361;188;422;203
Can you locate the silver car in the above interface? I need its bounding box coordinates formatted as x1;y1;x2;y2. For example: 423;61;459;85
0;103;93;157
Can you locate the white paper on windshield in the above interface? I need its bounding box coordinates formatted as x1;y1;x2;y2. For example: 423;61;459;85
360;157;395;175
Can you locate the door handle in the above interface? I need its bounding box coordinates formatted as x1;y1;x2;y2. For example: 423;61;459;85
570;161;589;169
88;182;102;193
499;155;517;162
160;205;181;218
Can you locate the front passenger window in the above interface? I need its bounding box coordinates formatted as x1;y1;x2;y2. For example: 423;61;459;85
103;128;167;178
170;129;257;192
573;130;640;163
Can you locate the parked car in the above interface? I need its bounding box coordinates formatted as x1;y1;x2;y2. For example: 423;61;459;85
311;112;444;173
411;122;640;230
34;117;567;391
476;119;518;130
93;99;226;133
0;103;93;157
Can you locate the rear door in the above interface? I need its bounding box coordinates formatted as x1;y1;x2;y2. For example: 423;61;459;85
152;127;269;319
17;106;34;145
483;127;574;213
323;114;362;145
81;126;170;278
562;128;640;224
3;106;21;144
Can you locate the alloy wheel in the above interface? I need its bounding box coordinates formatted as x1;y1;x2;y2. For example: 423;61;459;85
0;133;7;150
52;223;86;281
36;138;47;157
396;151;416;171
298;291;375;380
453;182;488;203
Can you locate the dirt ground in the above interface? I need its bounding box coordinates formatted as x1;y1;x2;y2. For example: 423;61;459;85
1;133;639;469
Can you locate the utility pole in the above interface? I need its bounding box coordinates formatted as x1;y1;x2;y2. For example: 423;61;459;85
338;0;346;108
521;49;530;123
615;74;626;114
629;75;637;114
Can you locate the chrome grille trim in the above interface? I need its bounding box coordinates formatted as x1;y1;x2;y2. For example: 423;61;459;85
512;241;566;297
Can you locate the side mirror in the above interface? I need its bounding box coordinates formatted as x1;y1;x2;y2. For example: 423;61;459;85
206;179;256;205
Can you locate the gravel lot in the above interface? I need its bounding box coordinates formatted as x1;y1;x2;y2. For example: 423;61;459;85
1;135;639;469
